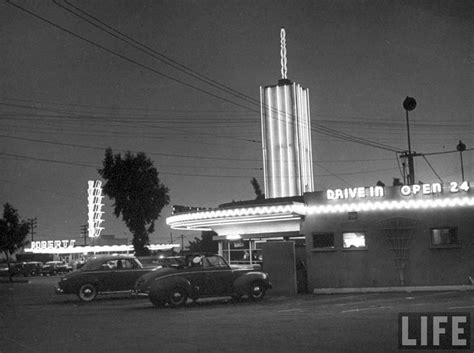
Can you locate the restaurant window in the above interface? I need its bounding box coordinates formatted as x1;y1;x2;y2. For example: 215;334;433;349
342;232;367;249
431;227;459;247
312;233;335;249
223;240;262;265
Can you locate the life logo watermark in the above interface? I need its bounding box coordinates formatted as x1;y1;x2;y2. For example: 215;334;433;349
399;313;471;349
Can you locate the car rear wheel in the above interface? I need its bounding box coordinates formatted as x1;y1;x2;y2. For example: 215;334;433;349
248;281;266;301
168;287;188;308
78;284;97;302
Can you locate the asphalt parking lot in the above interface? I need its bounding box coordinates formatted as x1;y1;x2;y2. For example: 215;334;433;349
1;276;474;353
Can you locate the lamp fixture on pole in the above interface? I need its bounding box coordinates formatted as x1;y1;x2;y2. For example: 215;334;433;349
402;96;417;185
457;140;467;181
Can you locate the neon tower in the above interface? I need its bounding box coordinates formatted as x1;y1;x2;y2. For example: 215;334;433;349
260;28;314;198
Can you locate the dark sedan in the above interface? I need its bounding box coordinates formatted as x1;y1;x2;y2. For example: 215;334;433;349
135;253;272;308
55;255;153;302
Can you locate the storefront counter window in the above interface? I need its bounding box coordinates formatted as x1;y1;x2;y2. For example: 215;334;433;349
223;239;263;265
312;233;335;250
342;232;367;250
430;227;459;248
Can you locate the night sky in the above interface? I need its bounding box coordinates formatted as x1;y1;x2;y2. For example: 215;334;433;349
1;0;472;246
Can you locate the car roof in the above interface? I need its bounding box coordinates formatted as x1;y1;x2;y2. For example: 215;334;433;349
86;255;136;263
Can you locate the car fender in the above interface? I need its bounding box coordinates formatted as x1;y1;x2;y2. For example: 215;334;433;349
233;272;269;295
67;275;101;293
149;275;191;300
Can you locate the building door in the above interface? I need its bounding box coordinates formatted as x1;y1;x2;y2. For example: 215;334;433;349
261;241;297;296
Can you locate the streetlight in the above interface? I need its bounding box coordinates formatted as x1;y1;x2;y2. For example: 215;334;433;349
457;140;467;181
403;97;417;185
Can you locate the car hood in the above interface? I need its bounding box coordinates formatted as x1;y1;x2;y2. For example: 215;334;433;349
60;269;86;280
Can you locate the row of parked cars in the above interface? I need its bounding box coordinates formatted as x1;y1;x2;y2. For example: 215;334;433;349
55;253;272;308
0;260;73;277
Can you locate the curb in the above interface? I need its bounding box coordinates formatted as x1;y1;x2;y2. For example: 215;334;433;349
313;285;474;294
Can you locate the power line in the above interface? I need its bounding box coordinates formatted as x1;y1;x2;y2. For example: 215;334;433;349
50;0;403;153
6;1;403;154
0;101;261;144
55;0;262;109
6;0;258;113
0;134;260;162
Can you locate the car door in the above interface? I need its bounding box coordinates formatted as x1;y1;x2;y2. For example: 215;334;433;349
110;259;148;291
95;260;119;292
200;255;234;296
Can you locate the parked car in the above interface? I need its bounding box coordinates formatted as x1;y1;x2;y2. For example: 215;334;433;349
135;253;272;308
20;261;43;276
0;263;23;277
55;255;153;302
41;261;68;276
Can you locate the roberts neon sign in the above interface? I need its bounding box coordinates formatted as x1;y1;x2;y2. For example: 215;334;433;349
30;240;76;250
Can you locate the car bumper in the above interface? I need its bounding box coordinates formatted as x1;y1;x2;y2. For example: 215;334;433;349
133;291;149;297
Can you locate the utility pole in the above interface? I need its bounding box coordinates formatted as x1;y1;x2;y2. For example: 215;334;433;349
180;234;184;254
402;97;417;185
80;224;88;246
170;232;173;244
28;218;37;242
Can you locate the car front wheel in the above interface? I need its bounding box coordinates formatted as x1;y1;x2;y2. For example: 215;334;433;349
168;287;188;308
248;281;266;301
78;284;97;302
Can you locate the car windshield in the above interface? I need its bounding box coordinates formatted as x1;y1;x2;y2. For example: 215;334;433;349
80;259;106;271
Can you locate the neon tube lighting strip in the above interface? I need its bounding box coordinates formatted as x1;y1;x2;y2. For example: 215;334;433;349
166;203;306;225
170;215;302;231
171;214;302;230
24;244;179;254
167;197;474;231
307;196;474;215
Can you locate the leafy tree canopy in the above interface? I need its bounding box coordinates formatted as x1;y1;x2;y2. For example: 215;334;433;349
98;148;170;256
187;231;218;254
0;203;30;281
251;177;265;200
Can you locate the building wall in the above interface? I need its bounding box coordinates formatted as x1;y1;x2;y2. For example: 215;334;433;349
302;186;474;289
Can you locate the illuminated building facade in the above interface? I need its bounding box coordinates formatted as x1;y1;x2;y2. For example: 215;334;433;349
303;181;474;291
167;180;474;291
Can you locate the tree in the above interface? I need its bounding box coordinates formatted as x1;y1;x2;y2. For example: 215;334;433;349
251;177;265;200
0;203;30;282
98;148;170;256
187;231;218;254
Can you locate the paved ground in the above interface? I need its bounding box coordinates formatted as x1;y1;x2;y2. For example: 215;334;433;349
1;276;474;353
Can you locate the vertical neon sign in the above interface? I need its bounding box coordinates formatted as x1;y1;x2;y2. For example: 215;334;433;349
87;180;104;238
260;28;314;198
